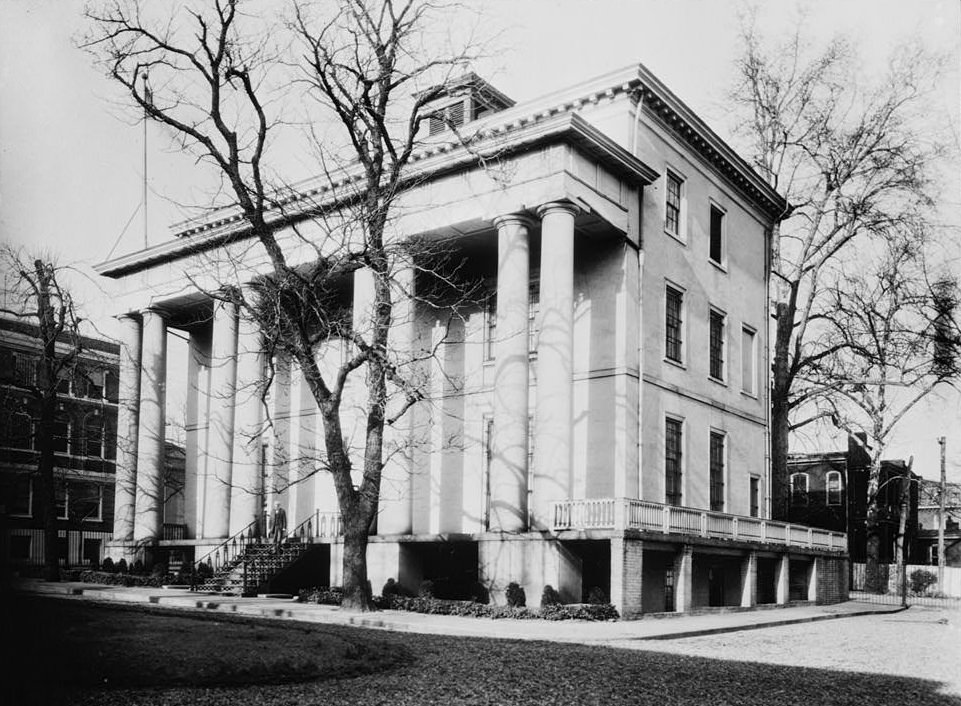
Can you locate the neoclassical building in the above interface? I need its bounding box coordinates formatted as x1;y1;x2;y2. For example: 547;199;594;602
96;65;848;615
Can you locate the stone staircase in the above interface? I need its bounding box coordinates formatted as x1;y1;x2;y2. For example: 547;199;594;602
194;541;310;595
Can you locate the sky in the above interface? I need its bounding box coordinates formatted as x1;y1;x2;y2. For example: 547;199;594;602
1;0;959;481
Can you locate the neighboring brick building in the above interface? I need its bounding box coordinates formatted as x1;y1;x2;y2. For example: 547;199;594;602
0;317;119;568
788;436;919;564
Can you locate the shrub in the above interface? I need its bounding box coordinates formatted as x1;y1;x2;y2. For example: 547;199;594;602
587;586;608;604
151;563;168;578
505;582;526;608
131;559;145;575
541;585;562;606
540;603;619;621
196;562;213;578
115;558;128;575
385;595;617;621
100;557;115;573
382;578;402;599
418;579;435;598
298;586;344;605
909;569;938;595
469;581;490;605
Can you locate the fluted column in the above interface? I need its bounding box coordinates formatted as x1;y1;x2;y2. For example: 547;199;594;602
229;314;265;536
532;202;577;529
489;213;533;532
133;308;166;541
113;314;141;542
184;327;211;539
203;298;238;539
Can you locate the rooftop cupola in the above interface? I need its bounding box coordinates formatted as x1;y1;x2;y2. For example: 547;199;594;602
420;72;515;136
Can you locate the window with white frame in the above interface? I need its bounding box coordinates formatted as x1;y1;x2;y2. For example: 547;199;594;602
665;171;684;237
83;415;104;458
665;417;683;506
790;472;809;505
665;285;684;364
55;480;68;520
750;476;761;518
826;471;843;506
483;297;496;361
72;481;103;522
741;325;757;395
709;203;725;265
709;431;726;512
528;277;539;354
709;309;726;381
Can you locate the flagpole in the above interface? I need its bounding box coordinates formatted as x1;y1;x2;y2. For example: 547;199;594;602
142;72;149;250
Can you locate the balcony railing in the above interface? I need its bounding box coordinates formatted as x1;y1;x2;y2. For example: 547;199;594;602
551;498;847;552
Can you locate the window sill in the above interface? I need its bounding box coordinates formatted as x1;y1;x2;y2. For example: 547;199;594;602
708;375;727;387
740;389;758;400
709;259;727;273
665;229;687;246
664;357;686;370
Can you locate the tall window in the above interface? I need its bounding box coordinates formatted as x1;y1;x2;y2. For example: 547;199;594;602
741;326;757;395
10;475;32;516
665;417;683;506
826;471;842;506
55;481;68;520
749;476;760;518
709;204;724;264
481;415;493;530
83;415;103;458
790;472;809;505
72;482;103;522
3;410;32;449
709;431;725;512
665;172;682;236
51;415;70;454
665;286;684;363
709;309;726;380
529;278;540;354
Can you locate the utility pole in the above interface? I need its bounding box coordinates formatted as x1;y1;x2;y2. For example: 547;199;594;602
938;436;946;590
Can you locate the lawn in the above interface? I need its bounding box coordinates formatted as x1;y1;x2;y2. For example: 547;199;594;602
5;595;959;706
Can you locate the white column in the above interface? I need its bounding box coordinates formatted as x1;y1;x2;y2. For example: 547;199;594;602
674;545;694;613
776;554;790;604
533;202;577;529
203;298;238;539
741;551;758;607
113;313;141;543
133;308;166;541
490;213;532;532
229;315;264;536
184;327;211;539
380;263;415;534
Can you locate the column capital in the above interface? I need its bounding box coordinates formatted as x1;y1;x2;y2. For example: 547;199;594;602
492;212;536;231
115;312;141;324
536;201;580;219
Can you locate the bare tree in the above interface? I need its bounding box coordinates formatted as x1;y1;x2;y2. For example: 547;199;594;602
0;247;88;581
729;14;947;518
83;0;482;609
808;237;959;591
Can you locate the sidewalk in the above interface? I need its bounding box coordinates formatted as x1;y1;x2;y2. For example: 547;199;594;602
11;578;905;645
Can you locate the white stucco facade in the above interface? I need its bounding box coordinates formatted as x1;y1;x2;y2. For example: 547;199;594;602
97;65;847;615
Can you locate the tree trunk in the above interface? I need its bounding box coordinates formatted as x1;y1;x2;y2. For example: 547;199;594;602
340;520;372;610
37;397;60;582
864;457;883;593
893;464;911;602
770;301;793;521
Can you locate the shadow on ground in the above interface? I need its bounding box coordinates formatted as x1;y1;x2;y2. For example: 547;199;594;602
5;594;958;706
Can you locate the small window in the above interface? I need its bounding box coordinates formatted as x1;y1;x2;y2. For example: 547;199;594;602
709;309;726;381
741;326;757;395
483;298;496;361
55;481;68;520
665;172;683;236
790;472;809;505
482;415;493;530
83;416;103;458
529;277;539;354
826;471;842;506
72;482;103;522
709;204;725;264
750;476;760;518
8;475;32;516
665;286;684;364
665;417;683;506
709;431;725;512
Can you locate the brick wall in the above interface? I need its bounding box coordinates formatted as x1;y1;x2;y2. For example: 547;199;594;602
815;556;849;604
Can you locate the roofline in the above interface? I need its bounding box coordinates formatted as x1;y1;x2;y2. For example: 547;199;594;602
96;112;659;278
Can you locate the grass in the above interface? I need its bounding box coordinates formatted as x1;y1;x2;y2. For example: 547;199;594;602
5;595;959;706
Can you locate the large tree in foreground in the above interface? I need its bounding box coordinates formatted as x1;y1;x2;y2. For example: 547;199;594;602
809;237;959;590
83;0;480;609
729;15;947;518
0;248;88;581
